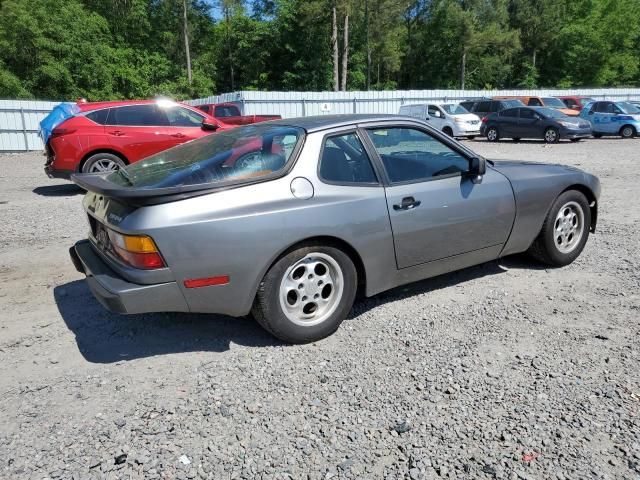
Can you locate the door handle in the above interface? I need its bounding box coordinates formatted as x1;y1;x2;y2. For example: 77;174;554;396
393;196;421;211
171;133;186;138
108;130;125;136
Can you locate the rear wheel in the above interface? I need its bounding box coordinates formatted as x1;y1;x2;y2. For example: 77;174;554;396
544;127;560;144
252;245;357;344
620;125;636;139
486;127;499;142
82;153;126;174
528;190;591;267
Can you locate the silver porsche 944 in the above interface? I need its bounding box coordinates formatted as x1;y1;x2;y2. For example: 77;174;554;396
70;115;600;343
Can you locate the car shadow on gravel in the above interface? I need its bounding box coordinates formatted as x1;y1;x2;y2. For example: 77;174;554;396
33;184;84;197
54;280;283;364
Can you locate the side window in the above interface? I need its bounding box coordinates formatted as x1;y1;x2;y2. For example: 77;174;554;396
596;102;613;113
366;127;469;183
109;105;168;126
476;101;491;113
165;107;204;127
499;108;519;118
460;101;474;111
427;105;439;117
528;98;542;106
198;105;210;113
319;132;378;184
489;101;501;113
86;109;109;125
589;102;600;114
519;108;536;119
214;105;241;117
612;104;624;114
564;99;577;108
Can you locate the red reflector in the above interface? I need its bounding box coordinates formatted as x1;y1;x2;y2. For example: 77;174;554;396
184;276;230;288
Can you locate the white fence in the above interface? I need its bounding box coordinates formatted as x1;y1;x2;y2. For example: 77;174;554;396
2;88;640;152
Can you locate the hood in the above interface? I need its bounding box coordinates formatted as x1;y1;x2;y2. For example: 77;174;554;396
490;159;583;178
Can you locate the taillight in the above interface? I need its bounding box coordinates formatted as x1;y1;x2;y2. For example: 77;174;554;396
481;116;488;123
50;127;77;138
107;230;165;270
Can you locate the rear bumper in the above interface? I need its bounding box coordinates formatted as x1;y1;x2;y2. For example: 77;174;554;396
45;165;74;179
70;240;189;314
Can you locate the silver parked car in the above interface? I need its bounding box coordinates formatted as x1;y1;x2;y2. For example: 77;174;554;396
70;115;600;343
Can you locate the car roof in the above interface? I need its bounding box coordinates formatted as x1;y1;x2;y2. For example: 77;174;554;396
76;99;194;112
264;114;424;133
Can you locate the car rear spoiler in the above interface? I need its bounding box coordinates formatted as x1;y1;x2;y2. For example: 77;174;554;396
71;171;278;206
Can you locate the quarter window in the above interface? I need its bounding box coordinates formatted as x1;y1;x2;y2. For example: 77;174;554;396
109;105;168;126
319;133;378;184
476;101;491;112
86;109;109;125
528;98;542;106
365;127;469;183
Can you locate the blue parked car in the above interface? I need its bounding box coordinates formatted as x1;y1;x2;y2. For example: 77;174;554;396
580;100;640;138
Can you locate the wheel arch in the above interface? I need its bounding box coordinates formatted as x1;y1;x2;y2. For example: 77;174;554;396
561;184;598;232
79;149;129;172
618;124;637;137
255;235;368;300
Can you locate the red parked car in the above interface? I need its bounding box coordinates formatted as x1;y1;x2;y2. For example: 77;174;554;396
44;99;224;179
196;102;281;126
557;96;596;113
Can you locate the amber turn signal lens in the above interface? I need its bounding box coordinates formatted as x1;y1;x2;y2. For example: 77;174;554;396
106;230;165;269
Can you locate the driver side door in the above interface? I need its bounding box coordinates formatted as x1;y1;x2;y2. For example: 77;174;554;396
363;125;515;269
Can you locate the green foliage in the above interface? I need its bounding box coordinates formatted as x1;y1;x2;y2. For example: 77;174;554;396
0;0;638;100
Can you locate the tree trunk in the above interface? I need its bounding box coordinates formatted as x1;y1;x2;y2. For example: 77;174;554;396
182;0;192;85
532;48;537;67
340;13;349;91
332;4;339;92
225;4;235;90
460;48;466;90
365;0;370;90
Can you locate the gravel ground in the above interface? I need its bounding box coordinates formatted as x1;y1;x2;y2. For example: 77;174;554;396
0;138;639;480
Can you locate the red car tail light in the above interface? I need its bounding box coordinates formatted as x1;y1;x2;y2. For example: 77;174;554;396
481;116;489;123
50;127;77;138
107;230;166;270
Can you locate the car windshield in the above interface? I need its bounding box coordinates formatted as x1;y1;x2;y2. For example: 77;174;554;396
542;97;567;108
107;124;303;189
502;99;525;108
617;102;640;114
440;104;469;115
536;107;569;119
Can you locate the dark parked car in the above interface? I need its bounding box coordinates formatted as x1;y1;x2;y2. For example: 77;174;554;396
481;107;592;143
459;98;525;119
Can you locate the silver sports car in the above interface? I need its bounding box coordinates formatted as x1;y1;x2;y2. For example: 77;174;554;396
70;115;600;343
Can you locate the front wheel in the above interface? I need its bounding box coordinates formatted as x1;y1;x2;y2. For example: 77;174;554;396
544;127;560;144
252;245;357;343
620;125;636;139
486;127;499;142
528;190;591;267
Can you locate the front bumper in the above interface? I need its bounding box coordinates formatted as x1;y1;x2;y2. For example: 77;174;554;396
560;127;592;139
454;124;481;137
70;240;189;314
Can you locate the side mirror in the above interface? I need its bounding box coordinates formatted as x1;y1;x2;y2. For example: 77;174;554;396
202;120;219;131
468;157;486;177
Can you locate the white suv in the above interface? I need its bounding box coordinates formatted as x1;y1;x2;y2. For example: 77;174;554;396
399;103;481;139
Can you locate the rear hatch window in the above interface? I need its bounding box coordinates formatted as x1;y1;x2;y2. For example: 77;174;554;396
107;124;303;189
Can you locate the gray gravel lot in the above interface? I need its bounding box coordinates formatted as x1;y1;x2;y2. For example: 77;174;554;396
0;138;639;480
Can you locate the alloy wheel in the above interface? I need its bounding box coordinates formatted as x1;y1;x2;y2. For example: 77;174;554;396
279;252;344;327
554;201;584;254
88;158;121;173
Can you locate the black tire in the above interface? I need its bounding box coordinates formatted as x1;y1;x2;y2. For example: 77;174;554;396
620;125;636;139
528;190;591;267
544;127;560;144
443;127;454;137
466;136;476;140
570;138;581;142
593;133;603;139
251;244;357;344
82;153;126;174
486;126;499;142
512;137;521;142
